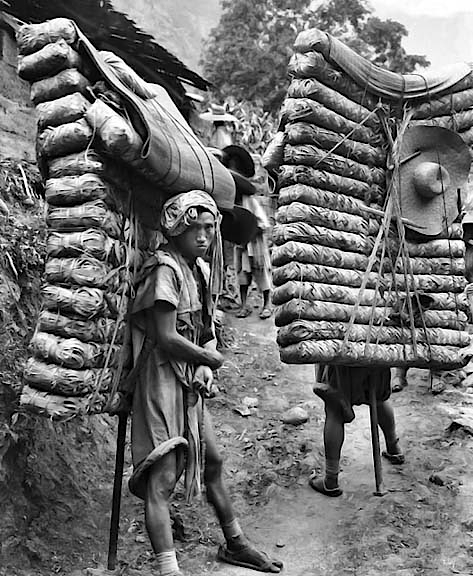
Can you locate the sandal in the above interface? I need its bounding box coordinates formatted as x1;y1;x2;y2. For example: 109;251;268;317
236;306;251;318
382;451;405;465
259;307;272;320
308;475;343;497
217;543;283;573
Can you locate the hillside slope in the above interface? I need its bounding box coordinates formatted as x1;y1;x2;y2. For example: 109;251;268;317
111;0;221;73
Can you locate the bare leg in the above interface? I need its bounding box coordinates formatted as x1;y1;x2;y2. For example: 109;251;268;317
203;411;282;572
236;282;252;317
262;289;271;309
145;451;179;553
323;402;345;489
377;399;402;455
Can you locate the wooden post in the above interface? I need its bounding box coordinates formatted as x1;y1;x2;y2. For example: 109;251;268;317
368;383;385;496
107;411;128;571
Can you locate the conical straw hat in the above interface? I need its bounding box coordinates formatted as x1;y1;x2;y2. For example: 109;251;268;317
398;125;471;236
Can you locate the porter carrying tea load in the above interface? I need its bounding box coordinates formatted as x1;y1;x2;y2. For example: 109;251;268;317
265;27;473;370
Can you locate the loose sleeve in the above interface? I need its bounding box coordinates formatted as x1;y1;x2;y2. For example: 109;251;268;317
132;265;181;314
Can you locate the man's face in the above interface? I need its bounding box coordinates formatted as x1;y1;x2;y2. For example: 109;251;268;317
176;211;216;260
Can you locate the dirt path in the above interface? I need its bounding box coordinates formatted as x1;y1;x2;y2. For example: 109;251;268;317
81;309;473;576
200;313;473;576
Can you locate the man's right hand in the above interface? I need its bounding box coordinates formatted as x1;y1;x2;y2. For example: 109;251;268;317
204;349;224;370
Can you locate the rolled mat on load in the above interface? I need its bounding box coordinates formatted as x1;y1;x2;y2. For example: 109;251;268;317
272;280;468;311
276;320;471;347
277;184;376;214
281;98;382;145
287;78;381;130
273;222;371;254
287;52;381;110
279;340;468;369
277;165;384;204
271;262;468;293
284;122;387;167
283;144;386;185
274;299;468;330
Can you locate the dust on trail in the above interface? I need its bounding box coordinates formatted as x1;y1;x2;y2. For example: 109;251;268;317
204;313;473;576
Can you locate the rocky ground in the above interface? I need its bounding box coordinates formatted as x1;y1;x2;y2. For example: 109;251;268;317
84;295;473;576
3;281;473;576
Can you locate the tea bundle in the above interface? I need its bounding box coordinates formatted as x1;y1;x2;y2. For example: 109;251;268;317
265;27;473;368
16;18;152;419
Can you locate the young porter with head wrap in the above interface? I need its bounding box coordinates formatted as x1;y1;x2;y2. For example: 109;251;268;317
129;191;282;575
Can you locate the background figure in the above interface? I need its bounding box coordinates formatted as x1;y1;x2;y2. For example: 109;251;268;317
310;365;404;497
199;103;238;149
221;145;273;319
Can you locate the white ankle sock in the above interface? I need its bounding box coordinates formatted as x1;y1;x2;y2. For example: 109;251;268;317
156;550;179;576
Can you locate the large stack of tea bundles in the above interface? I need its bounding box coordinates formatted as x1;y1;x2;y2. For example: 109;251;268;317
265;28;471;369
16;19;150;420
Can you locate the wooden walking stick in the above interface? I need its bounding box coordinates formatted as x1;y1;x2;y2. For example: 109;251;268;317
368;383;385;497
107;410;128;571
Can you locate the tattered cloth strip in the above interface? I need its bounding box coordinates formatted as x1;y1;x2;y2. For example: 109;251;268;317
287;52;381;110
38;310;120;343
276;205;377;235
279;340;468;369
30;331;120;370
412;88;473;120
44;256;123;290
276;320;471;347
281;99;382;145
273;222;370;254
278;165;384;204
287;78;381;130
16;18;78;55
411;109;473;132
18;39;82;82
41;284;120;318
38;118;93;158
278;185;374;215
272;261;468;293
283;144;385;185
274;299;468;329
46;200;124;238
30;69;90;105
272;280;468;311
23;357;114;396
293;28;472;100
46;229;124;262
272;241;369;270
48;150;106;179
45;174;115;207
85;98;143;163
37;93;91;130
284;123;387;167
19;385;86;421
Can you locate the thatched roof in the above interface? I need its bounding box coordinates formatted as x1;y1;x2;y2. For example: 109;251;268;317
0;0;210;115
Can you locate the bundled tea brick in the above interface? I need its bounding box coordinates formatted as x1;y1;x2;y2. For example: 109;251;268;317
37;93;92;130
18;39;82;82
23;357;114;396
38;310;119;343
16;18;77;55
37;118;93;158
44;174;115;206
30;68;90;105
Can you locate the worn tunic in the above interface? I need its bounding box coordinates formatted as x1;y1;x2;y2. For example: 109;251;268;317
128;247;213;500
313;364;391;424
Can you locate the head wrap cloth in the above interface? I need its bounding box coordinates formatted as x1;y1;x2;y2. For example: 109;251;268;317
161;191;223;297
